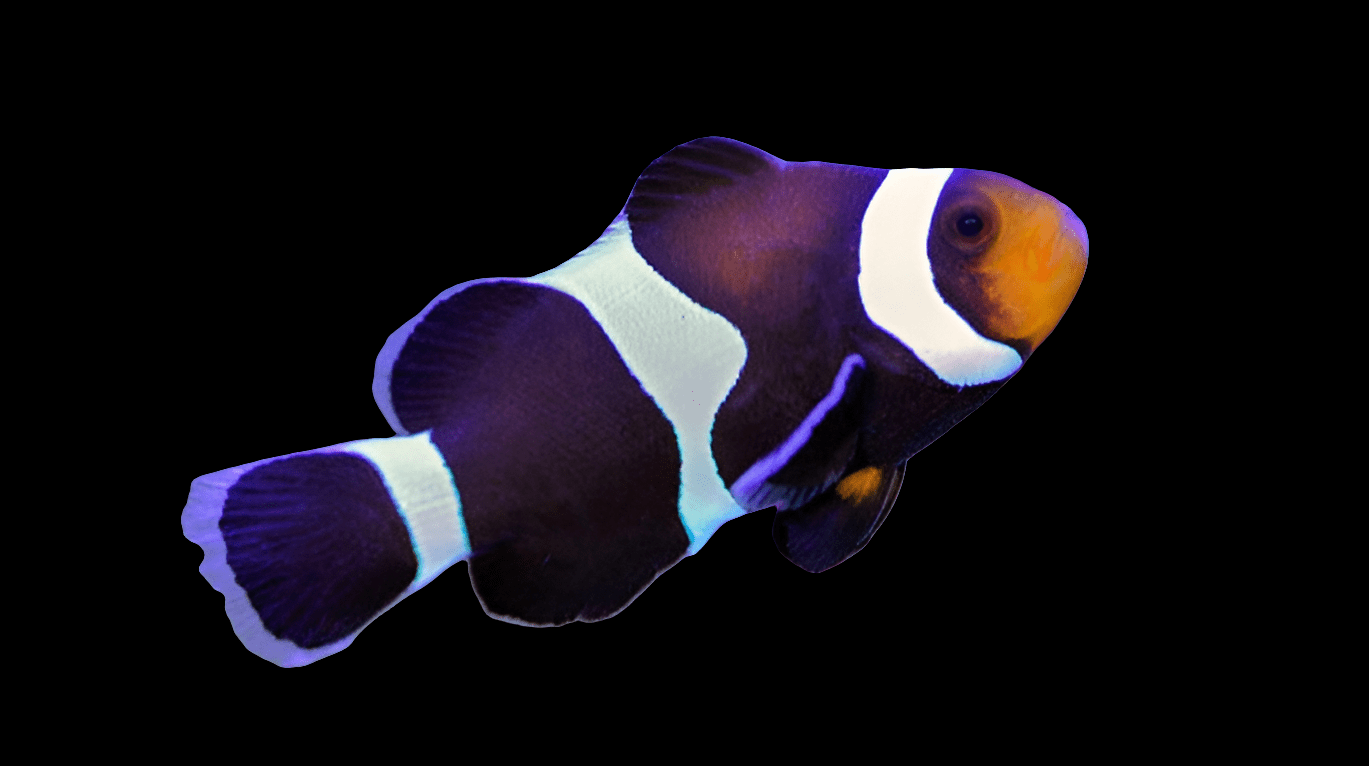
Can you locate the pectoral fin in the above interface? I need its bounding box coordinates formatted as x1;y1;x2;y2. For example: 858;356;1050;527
771;461;906;573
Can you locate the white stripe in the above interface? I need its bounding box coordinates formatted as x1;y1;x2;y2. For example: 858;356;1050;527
858;168;1022;387
529;215;749;555
340;431;470;587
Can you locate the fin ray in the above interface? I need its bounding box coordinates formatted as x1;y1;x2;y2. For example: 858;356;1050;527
374;279;537;435
625;137;780;224
182;432;466;666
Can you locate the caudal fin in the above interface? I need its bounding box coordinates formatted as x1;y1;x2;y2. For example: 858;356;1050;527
181;431;469;667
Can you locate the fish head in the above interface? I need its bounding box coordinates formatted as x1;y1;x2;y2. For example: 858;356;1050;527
928;169;1089;359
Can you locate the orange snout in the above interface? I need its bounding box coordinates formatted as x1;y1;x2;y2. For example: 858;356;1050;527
972;175;1089;354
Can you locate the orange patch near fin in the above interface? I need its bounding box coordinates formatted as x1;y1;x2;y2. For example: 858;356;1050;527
836;466;882;503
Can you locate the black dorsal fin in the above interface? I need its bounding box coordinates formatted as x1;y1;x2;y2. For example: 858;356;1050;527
625;137;780;223
375;279;546;435
772;460;907;573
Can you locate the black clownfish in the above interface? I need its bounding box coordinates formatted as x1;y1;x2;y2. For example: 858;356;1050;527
181;137;1089;667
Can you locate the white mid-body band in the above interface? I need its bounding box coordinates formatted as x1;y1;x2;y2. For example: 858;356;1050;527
530;214;750;555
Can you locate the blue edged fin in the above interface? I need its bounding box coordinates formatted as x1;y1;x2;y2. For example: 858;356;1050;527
182;432;468;667
771;461;906;573
372;278;530;435
730;354;866;513
218;454;417;646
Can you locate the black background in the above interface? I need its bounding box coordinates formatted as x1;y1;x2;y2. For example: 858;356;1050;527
129;75;1144;703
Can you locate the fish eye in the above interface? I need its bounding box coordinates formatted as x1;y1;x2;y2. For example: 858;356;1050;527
955;213;984;237
942;202;994;254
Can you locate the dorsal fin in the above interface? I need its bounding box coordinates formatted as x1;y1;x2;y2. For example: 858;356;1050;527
374;279;544;435
625;137;780;223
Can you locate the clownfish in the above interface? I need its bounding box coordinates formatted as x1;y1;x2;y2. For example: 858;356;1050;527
181;137;1088;667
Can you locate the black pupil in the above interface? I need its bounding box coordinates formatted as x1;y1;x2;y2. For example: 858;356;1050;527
956;213;984;237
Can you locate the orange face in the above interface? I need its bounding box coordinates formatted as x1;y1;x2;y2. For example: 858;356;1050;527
933;170;1089;355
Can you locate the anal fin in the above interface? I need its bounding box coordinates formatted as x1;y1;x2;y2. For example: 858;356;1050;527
772;461;906;573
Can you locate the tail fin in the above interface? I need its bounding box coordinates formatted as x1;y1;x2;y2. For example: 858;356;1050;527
181;431;469;667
